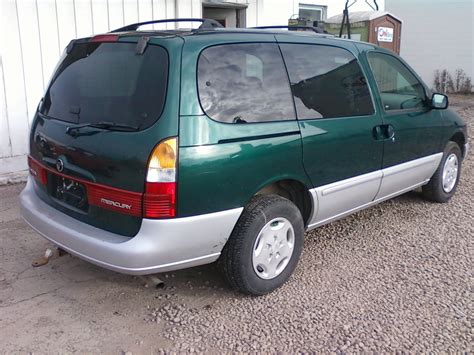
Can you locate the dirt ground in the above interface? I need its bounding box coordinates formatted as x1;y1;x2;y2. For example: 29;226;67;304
0;96;472;353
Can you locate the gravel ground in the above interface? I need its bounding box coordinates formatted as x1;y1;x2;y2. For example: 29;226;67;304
0;100;472;352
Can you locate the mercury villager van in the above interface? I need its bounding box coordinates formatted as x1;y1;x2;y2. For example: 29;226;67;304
20;19;468;295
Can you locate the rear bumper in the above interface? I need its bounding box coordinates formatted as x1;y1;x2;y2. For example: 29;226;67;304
20;179;242;275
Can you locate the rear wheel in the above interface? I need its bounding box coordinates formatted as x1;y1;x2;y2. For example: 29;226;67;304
422;141;462;203
220;195;304;295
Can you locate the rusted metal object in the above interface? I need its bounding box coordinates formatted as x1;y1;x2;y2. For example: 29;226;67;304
32;248;54;267
32;247;68;267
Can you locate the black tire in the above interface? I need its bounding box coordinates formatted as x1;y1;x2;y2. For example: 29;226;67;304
220;194;304;296
422;141;462;203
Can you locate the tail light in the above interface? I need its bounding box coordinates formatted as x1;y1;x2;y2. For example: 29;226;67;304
28;156;47;185
143;137;177;218
90;34;119;43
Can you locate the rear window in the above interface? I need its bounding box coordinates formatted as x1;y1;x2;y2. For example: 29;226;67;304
197;43;295;123
41;42;168;129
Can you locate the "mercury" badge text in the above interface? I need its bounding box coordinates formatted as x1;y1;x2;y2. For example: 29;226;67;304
100;198;132;210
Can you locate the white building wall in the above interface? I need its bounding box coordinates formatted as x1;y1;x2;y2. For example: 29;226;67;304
0;0;384;169
385;0;474;88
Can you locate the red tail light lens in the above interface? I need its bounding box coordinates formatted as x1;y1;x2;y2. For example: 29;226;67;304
28;156;47;185
143;182;176;218
90;34;119;43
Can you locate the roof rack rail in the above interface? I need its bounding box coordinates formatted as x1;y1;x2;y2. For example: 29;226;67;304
251;25;327;34
111;18;223;33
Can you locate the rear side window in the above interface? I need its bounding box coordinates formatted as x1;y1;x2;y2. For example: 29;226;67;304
280;44;374;119
41;42;168;129
197;43;295;123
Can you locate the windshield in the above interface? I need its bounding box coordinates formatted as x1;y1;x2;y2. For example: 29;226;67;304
40;42;168;130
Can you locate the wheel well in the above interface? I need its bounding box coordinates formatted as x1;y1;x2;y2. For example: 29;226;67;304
450;132;466;156
255;180;312;226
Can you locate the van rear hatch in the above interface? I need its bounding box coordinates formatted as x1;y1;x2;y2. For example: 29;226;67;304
29;35;182;237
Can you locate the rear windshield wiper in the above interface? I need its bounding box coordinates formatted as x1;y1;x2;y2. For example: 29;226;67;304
66;121;138;136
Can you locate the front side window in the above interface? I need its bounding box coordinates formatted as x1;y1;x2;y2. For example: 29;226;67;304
197;43;295;123
367;52;427;111
280;44;374;119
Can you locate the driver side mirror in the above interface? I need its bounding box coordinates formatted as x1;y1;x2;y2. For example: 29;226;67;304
431;93;448;109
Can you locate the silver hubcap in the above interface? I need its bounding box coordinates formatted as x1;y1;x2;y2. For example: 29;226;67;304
442;153;458;193
252;217;295;280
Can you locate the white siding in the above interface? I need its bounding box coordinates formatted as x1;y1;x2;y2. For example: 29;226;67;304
0;59;12;158
138;0;153;22
385;0;474;88
1;0;30;157
16;1;45;124
123;0;139;25
57;0;77;50
108;0;126;30
74;0;94;37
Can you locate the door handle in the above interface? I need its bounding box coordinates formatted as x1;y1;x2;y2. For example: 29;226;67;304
372;126;383;140
373;125;396;142
386;125;395;141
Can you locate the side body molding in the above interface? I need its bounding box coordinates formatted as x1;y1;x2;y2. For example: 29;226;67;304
376;153;443;198
307;153;443;230
308;170;383;227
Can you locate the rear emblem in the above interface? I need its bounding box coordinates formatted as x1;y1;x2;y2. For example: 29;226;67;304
100;198;132;210
56;158;64;173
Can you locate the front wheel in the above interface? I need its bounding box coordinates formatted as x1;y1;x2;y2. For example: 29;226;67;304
220;194;304;296
422;141;462;203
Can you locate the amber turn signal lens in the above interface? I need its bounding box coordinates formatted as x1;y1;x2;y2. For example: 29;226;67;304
147;137;177;183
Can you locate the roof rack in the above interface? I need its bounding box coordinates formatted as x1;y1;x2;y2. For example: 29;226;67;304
111;18;223;33
251;25;327;34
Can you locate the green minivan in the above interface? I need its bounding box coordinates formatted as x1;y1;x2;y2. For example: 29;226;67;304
20;19;468;295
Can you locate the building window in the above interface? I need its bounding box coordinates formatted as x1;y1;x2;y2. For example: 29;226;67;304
298;4;327;23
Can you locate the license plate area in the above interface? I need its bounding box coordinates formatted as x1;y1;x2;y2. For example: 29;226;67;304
50;175;89;212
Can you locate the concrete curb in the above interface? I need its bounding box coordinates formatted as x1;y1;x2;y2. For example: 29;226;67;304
0;171;28;186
